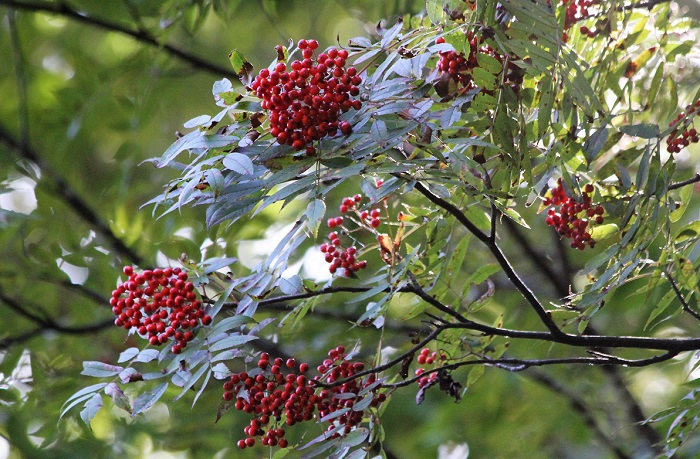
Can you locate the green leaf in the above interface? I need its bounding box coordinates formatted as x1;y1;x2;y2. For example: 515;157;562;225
279;275;303;295
589;224;619;242
207;315;254;337
305;199;326;239
175;362;210;402
476;53;503;74
620;124;660;139
208;334;258;352
81;361;124;378
117;347;139;363
583;128;608;164
105;382;132;414
228;49;253;78
467;365;485;387
132;382;168;416
223;153;255;175
537;76;554;139
80;393;103;429
674;221;700;242
61;383;108;419
371;119;388;147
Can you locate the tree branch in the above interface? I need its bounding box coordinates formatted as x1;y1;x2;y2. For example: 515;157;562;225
254;281;700;353
0;123;144;265
0;0;238;79
666;270;700;321
668;173;700;191
385;351;678;389
411;179;565;336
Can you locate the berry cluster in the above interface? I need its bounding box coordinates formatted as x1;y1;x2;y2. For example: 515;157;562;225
320;232;367;275
560;0;601;41
223;346;385;450
320;190;391;275
415;348;446;388
111;266;210;354
666;100;700;153
250;39;362;155
435;32;524;93
544;179;604;250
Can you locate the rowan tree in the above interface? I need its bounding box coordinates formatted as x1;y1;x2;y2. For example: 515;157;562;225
3;0;700;457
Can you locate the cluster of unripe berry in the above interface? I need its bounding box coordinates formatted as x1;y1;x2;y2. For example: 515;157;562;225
111;266;210;354
250;39;362;155
560;0;601;41
223;346;385;450
435;32;523;93
544;179;604;250
666;100;700;153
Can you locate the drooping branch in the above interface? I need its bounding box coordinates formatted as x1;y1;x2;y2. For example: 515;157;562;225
502;202;662;450
0;123;144;265
411;179;566;336
0;0;238;78
502;217;570;298
666;270;700;321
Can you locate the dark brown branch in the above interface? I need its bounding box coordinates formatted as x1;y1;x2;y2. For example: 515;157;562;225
254;282;700;353
502;203;661;450
411;179;565;336
0;123;143;265
668;173;700;191
0;287;114;334
666;270;700;321
312;328;443;388
385;351;677;389
0;0;238;78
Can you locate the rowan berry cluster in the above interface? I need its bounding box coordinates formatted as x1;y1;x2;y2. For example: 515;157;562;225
223;346;385;450
414;348;446;388
666;100;700;153
320;232;367;275
560;0;600;41
435;32;524;93
544;179;604;250
320;190;390;275
111;266;210;354
250;39;362;156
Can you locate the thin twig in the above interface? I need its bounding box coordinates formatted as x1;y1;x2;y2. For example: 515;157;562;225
666;270;700;321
